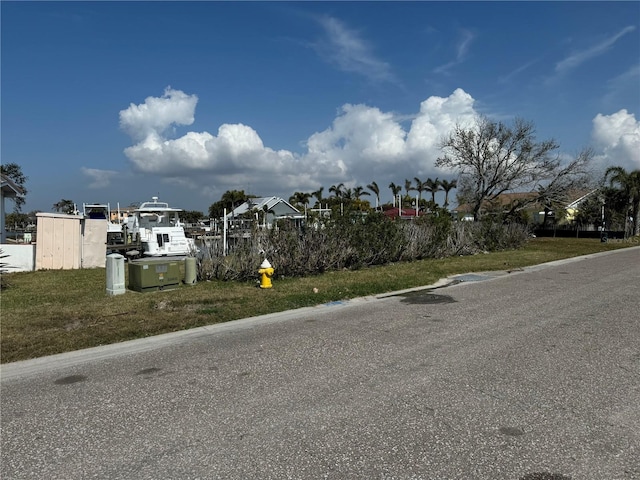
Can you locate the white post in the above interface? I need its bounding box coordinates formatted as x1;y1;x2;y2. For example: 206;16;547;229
0;196;5;244
223;208;228;256
416;194;419;217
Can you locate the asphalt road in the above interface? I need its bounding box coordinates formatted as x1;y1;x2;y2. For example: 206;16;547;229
2;247;639;480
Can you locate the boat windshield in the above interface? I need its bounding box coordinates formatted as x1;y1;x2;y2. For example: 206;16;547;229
138;211;181;227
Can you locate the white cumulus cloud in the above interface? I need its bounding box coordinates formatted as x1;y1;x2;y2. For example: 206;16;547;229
591;109;640;172
119;87;480;203
119;87;197;141
119;87;639;206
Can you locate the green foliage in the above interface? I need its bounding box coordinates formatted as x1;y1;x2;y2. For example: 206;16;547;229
474;217;531;251
182;210;204;224
1;162;28;212
208;190;253;218
329;212;406;269
605;166;640;236
0;249;10;290
52;198;75;214
4;212;29;229
574;187;625;229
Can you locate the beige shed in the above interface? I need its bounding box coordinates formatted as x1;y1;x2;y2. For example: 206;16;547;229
35;213;107;270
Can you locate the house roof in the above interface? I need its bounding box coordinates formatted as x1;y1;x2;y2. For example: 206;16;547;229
1;173;26;198
383;207;421;219
455;192;539;213
566;189;599;209
226;197;302;218
455;190;595;214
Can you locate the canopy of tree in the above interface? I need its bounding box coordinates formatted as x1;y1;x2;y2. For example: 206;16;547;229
437;116;592;221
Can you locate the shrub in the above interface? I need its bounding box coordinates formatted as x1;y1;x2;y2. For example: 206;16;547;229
196;216;531;282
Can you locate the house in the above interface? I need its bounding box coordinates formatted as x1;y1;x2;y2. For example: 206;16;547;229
563;189;599;222
454;192;540;221
226;196;305;229
1;173;26;244
453;190;597;224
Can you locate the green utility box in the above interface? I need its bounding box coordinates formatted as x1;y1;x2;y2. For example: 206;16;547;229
128;258;184;292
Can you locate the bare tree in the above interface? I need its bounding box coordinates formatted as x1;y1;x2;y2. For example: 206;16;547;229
437;116;589;221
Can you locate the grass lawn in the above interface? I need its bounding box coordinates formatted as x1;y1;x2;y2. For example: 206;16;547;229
1;237;636;363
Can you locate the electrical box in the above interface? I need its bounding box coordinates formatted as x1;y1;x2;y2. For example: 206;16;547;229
128;258;183;292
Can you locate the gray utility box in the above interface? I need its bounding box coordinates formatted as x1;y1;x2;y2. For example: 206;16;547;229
128;258;184;292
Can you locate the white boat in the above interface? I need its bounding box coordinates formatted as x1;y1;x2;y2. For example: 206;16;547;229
125;197;197;256
83;203;124;244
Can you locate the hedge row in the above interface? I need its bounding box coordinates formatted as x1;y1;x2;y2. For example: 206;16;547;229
196;213;530;282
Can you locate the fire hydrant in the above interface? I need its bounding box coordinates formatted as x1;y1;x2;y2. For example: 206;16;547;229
259;259;274;289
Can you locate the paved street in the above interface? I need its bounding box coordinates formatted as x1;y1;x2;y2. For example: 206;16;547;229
2;247;639;479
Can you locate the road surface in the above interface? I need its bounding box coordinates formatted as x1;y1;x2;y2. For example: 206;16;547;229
2;247;639;479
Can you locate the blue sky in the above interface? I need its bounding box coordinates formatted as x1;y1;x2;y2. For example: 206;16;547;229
2;1;639;214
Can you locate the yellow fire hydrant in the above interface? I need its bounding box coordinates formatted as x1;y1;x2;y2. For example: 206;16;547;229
258;259;274;289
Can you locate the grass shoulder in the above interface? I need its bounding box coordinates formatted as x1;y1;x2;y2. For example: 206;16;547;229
1;237;635;363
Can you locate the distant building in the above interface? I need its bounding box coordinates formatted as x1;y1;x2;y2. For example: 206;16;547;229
453;190;598;224
383;207;422;220
226;196;305;229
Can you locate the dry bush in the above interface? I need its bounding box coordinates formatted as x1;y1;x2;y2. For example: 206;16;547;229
196;215;530;281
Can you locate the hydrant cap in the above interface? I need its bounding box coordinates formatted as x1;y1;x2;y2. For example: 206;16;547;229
260;259;272;269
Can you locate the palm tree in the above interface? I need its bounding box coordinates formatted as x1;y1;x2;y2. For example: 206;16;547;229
342;187;354;201
413;177;426;206
404;179;414;198
311;187;325;207
353;186;370;200
424;177;442;204
389;182;402;206
367;181;380;210
440;178;458;208
289;191;312;210
221;189;248;210
605;166;640;236
329;183;345;199
351;186;370;211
